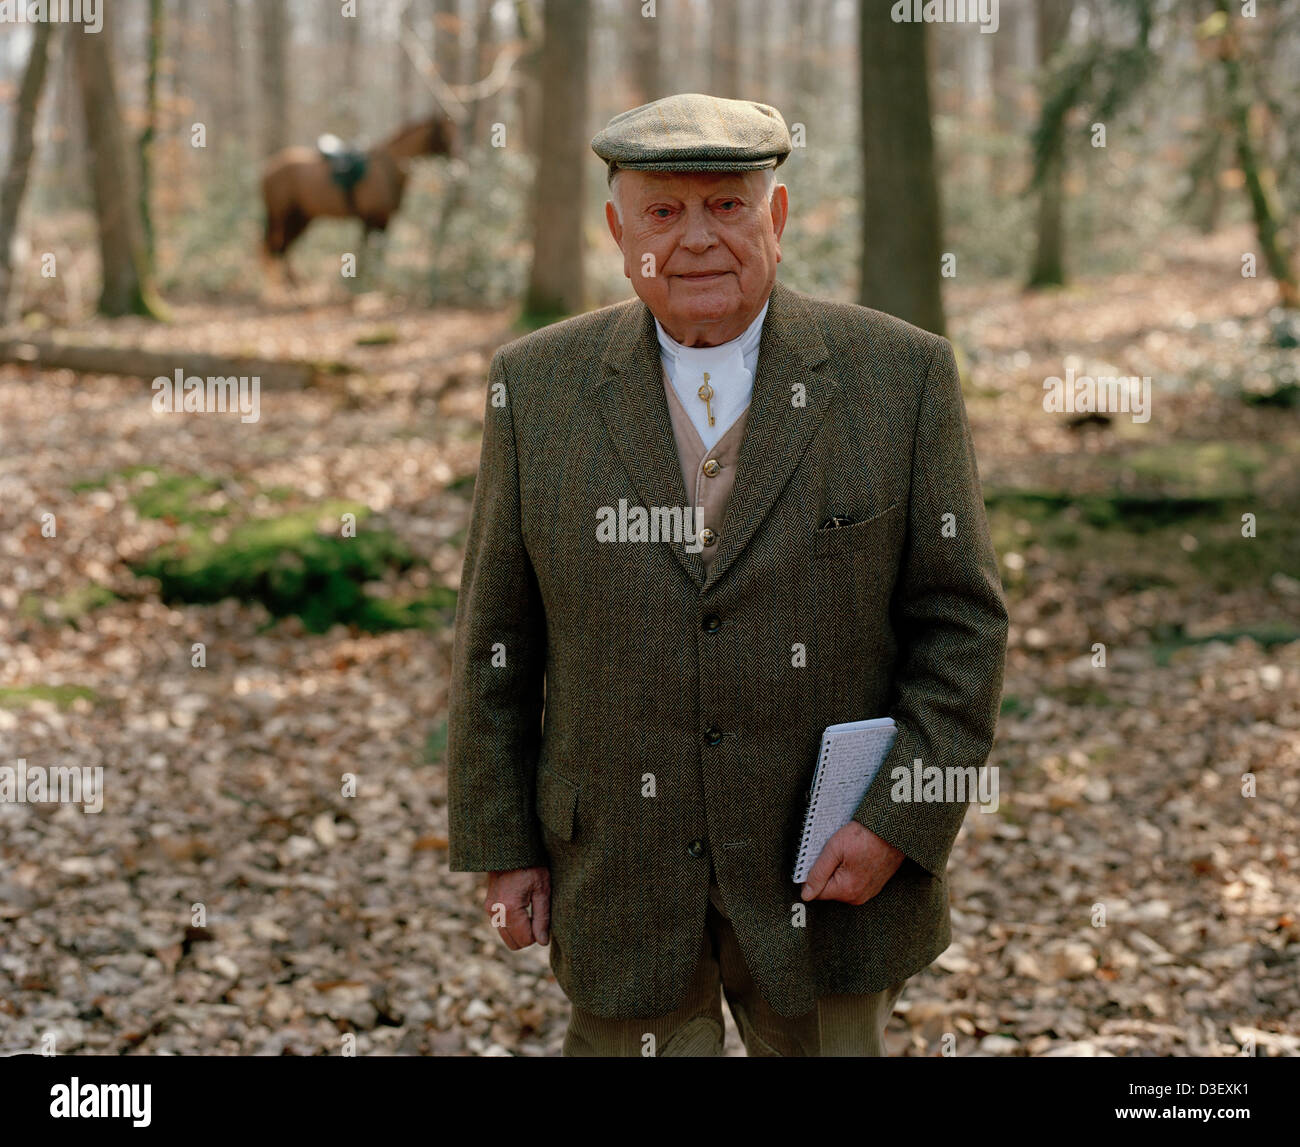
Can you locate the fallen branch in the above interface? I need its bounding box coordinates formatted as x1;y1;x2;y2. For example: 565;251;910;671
0;335;344;389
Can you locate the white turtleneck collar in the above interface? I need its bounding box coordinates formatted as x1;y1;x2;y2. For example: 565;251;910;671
654;296;770;452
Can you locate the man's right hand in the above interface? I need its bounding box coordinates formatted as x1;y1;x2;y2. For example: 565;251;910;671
485;866;551;949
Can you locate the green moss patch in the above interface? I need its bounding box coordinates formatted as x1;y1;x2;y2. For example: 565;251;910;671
18;585;119;624
130;503;442;633
987;488;1300;597
0;684;99;710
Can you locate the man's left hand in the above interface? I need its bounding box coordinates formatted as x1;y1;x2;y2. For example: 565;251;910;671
801;822;904;904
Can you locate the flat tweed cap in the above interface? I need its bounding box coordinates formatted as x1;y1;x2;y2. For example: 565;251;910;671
592;93;791;175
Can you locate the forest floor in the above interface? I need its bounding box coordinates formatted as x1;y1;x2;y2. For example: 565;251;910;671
0;226;1296;1056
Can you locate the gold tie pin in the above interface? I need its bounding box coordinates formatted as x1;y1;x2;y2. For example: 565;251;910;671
698;372;715;427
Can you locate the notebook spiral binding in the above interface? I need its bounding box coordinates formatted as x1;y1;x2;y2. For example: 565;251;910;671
794;738;833;873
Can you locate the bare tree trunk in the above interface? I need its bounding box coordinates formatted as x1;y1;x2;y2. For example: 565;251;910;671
436;0;462;86
259;0;290;157
710;0;740;98
213;0;240;145
0;21;57;321
225;0;253;153
1185;61;1226;235
1212;0;1296;307
1028;0;1070;288
858;2;946;336
513;0;542;156
627;0;661;107
671;0;704;95
792;0;812;104
788;0;831;119
990;0;1025;195
48;34;81;203
395;0;414;124
746;0;772;103
991;0;1020;132
339;3;361;137
468;0;499;144
75;22;160;317
524;0;589;319
138;0;164;270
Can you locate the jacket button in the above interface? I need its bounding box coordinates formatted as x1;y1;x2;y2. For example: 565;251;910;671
702;459;721;477
704;726;723;746
687;839;706;858
702;614;721;633
700;528;718;546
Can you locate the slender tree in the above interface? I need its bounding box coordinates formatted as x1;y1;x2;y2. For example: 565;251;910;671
75;24;162;317
858;2;946;336
1181;60;1227;235
340;1;362;137
258;0;290;156
710;0;740;98
1025;0;1155;289
395;0;415;124
436;0;462;86
523;0;589;319
138;0;164;269
746;0;773;104
48;29;80;199
468;0;500;145
627;0;661;107
0;22;57;321
990;0;1026;134
512;0;542;155
1028;0;1071;288
214;0;248;148
1209;0;1296;307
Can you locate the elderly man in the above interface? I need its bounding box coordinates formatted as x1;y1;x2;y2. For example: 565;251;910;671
448;94;1007;1057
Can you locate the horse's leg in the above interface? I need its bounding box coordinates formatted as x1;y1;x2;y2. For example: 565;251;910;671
356;222;382;289
370;221;390;271
262;210;287;290
279;208;313;288
359;218;391;289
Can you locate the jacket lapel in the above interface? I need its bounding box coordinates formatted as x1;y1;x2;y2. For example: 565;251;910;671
703;281;834;591
596;299;706;589
594;280;835;594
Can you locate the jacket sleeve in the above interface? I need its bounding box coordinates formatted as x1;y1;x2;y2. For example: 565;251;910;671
851;336;1009;878
446;350;549;873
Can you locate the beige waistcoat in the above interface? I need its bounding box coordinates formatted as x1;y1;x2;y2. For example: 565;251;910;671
662;365;750;570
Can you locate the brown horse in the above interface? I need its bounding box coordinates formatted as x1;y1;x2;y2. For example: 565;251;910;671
260;114;458;281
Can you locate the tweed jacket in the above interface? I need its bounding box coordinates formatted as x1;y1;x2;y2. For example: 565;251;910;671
447;279;1008;1019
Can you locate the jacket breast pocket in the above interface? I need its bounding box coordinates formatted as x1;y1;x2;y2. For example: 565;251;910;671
536;763;578;841
813;500;901;560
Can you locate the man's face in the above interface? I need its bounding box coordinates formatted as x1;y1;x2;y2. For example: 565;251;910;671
605;169;789;347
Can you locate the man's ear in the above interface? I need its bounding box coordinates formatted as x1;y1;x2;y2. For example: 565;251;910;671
769;183;790;245
605;201;633;280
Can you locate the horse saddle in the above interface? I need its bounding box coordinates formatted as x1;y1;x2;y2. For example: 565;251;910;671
316;134;368;192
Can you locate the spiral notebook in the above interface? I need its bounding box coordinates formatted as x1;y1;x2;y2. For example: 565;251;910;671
793;717;898;884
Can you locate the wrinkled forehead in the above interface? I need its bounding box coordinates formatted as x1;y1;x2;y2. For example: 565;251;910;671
615;168;767;204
